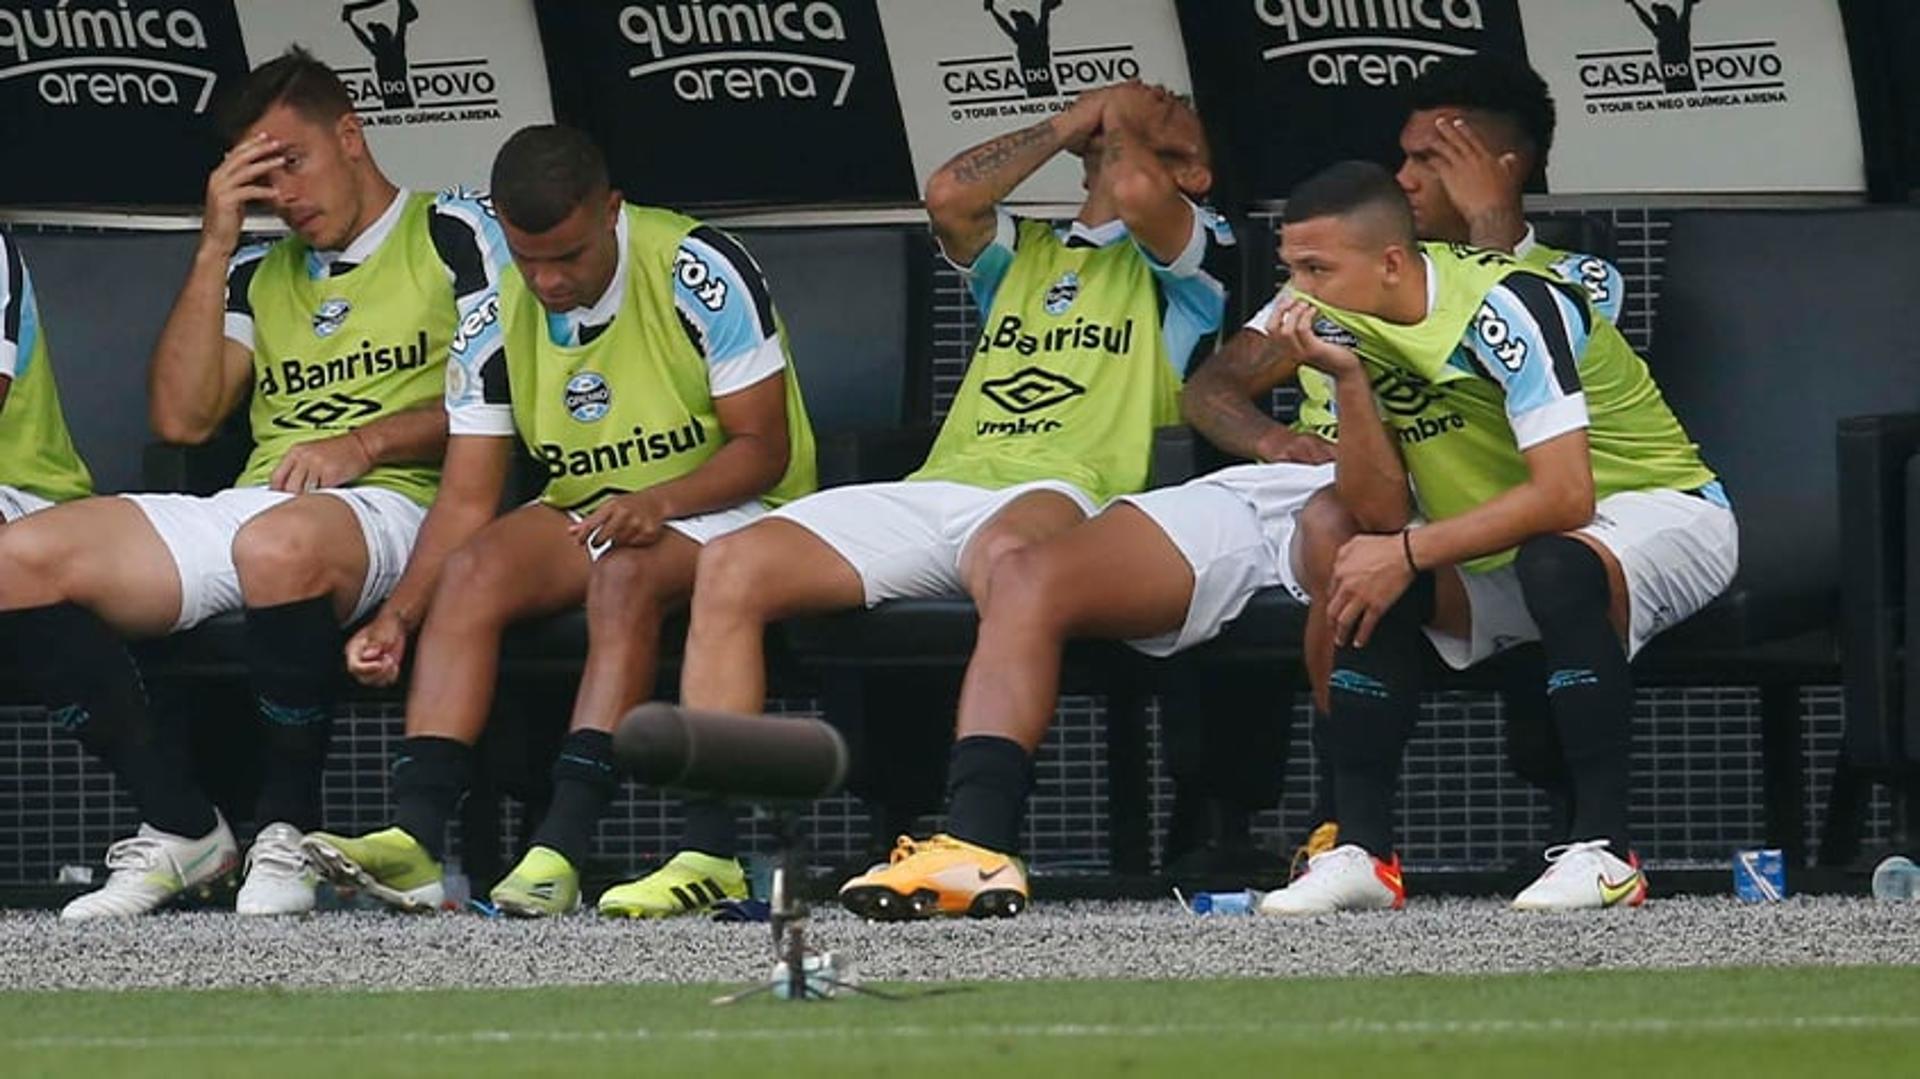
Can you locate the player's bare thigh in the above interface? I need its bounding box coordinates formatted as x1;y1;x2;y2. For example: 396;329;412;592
693;517;867;620
1007;501;1197;639
437;502;595;623
0;496;181;636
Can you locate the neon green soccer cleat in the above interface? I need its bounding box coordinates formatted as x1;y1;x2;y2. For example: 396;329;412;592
597;850;746;918
301;827;444;913
489;846;581;917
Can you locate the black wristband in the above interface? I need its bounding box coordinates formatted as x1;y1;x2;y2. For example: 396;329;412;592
1401;527;1420;573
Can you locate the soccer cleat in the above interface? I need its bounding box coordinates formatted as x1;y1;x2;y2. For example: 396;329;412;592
1258;843;1405;916
597;850;746;918
301;827;444;913
60;814;240;921
1511;839;1647;911
236;821;317;916
490;846;581;917
838;834;1029;921
1289;820;1341;882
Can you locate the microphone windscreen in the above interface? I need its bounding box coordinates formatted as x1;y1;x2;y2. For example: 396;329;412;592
614;703;848;802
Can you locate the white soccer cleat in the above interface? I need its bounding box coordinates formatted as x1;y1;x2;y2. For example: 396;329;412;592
1511;838;1647;911
1258;843;1405;916
235;821;318;916
60;814;240;921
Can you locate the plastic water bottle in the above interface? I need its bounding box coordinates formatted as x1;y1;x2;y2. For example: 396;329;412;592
1182;889;1260;915
1871;855;1920;900
441;857;471;910
770;952;848;999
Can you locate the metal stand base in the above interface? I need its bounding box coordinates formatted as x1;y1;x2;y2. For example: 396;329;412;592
711;810;899;1005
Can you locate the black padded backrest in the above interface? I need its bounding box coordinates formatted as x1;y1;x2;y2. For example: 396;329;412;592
17;224;930;493
13;230;199;494
1652;208;1920;617
1532;214;1616;263
732;226;931;435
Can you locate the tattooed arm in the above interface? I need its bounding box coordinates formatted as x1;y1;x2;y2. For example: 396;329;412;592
1181;318;1336;466
924;88;1107;264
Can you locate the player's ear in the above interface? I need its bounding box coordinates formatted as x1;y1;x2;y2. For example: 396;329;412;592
604;188;623;227
1380;243;1408;284
335;110;367;159
1174;160;1213;201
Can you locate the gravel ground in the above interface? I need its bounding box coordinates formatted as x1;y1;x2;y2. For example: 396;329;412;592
1;897;1916;992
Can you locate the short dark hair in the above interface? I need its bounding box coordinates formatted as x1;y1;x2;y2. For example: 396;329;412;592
1283;160;1415;245
1406;52;1556;167
490;125;611;234
217;46;354;144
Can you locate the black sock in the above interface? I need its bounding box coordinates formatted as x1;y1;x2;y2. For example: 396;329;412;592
1516;536;1634;854
1326;576;1432;858
943;735;1034;854
245;596;342;832
529;729;617;869
680;798;740;860
392;736;471;862
1308;706;1339;827
0;603;214;836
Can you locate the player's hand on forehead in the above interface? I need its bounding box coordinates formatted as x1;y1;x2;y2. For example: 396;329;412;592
1430;114;1513;171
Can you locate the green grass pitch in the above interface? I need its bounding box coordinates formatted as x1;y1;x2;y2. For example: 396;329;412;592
5;966;1916;1077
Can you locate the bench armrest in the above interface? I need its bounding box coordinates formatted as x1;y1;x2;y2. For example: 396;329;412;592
815;425;940;488
141;431;251;496
1837;411;1920;768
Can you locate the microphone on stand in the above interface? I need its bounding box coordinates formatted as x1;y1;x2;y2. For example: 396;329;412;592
613;702;848;803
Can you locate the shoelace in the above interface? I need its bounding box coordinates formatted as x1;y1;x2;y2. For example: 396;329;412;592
886;834;960;865
1287;844;1362;888
102;835;174;879
247;830;306;875
1536;838;1615;879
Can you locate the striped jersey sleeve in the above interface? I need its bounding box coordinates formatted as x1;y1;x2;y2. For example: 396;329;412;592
1140;201;1235;378
1543;250;1626;325
1457;272;1593;450
672;225;786;397
433;189;515;438
222;241;273;350
0;229;27;381
947;206;1021;317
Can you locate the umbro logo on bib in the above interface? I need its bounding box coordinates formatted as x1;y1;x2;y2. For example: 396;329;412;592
1043;271;1080;316
565;372;613;423
981;365;1085;415
312;298;352;338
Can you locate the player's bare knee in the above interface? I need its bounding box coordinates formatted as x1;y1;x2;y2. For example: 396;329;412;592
0;522;76;601
980;544;1069;631
231;516;332;597
1296;490;1359;595
1298;490;1359;549
691;529;779;618
432;542;517;624
968;523;1049;586
585;549;673;627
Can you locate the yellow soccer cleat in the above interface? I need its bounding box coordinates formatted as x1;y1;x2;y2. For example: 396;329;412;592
301;827;444;913
489;846;581;917
597;850;746;918
838;834;1028;921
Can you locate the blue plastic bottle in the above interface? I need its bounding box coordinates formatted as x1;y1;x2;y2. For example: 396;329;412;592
1188;889;1259;915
